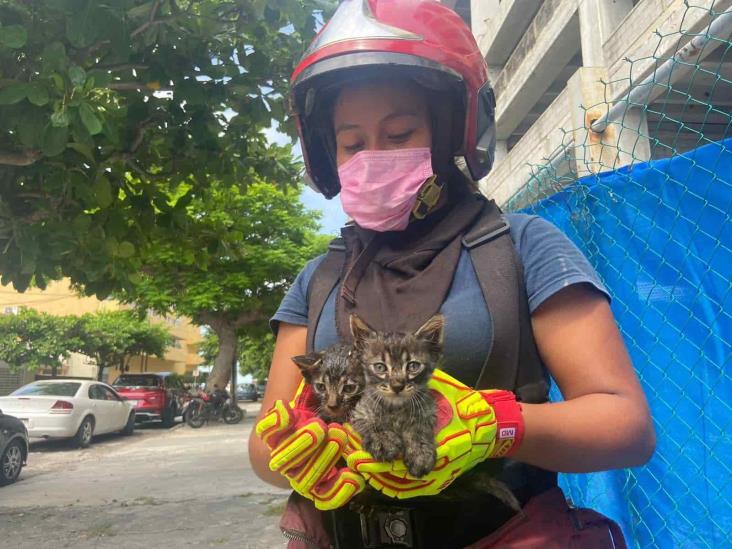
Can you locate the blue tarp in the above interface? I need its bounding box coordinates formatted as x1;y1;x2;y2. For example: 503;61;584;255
521;138;732;548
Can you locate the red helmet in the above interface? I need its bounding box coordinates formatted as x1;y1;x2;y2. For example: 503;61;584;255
291;0;496;198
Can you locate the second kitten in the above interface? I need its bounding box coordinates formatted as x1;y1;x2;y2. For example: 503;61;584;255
349;314;444;478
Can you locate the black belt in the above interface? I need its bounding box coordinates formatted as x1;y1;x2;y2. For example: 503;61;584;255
328;493;517;548
327;464;557;549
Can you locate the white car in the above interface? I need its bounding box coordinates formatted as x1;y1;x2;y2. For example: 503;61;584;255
0;379;136;448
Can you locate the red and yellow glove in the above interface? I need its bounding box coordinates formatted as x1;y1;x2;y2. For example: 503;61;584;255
255;381;365;510
344;369;524;499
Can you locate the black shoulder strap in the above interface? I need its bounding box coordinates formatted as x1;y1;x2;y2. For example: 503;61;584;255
463;199;549;403
305;238;346;353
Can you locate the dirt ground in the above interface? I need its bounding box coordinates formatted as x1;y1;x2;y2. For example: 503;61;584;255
0;403;292;548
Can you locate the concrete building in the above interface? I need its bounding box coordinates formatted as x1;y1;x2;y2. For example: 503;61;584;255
0;280;203;393
442;0;732;206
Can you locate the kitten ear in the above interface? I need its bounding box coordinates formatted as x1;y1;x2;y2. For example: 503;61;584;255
291;352;322;382
415;314;445;346
350;314;374;348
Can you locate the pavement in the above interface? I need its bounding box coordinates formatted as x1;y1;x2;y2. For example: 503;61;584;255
0;402;293;548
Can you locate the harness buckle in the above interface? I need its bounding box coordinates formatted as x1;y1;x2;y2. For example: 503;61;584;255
355;503;416;548
411;176;443;220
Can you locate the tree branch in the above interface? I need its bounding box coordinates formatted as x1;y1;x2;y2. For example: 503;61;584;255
130;116;158;152
234;309;263;329
108;82;171;92
97;63;150;72
0;149;42;166
131;0;175;39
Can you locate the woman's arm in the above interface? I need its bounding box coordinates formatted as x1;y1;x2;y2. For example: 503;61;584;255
248;322;308;488
511;283;656;473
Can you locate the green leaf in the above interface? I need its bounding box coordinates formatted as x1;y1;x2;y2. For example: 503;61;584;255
118;241;136;258
41;125;69;157
79;103;103;135
17;110;46;148
0;25;28;49
27;84;50;106
51;110;70;127
66;13;98;48
72;214;92;232
51;73;65;92
0;84;29;105
41;42;68;75
20;257;37;275
68;66;86;88
14;274;32;293
83;76;96;94
67;142;95;162
34;274;47;291
94;177;113;208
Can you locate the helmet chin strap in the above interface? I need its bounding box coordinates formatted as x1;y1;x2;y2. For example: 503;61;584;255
411;176;444;220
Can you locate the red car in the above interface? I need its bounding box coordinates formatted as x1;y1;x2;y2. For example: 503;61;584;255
112;373;186;427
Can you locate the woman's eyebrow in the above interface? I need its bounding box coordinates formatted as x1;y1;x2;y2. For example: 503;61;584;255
335;122;360;135
381;111;419;123
335;111;420;135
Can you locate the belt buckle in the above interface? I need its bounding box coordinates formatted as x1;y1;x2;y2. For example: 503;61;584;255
357;504;415;548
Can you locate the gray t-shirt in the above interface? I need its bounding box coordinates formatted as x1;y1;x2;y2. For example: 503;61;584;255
271;213;609;384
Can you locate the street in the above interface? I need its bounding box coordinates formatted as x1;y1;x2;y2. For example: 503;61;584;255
0;403;292;548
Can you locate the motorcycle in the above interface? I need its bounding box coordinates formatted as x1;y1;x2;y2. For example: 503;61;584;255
183;388;245;428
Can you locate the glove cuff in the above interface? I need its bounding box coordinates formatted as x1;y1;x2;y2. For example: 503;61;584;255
482;390;524;458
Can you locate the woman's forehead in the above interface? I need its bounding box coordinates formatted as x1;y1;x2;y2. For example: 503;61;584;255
333;80;428;124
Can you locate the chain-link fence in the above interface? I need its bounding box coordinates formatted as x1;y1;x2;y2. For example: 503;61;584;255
502;5;732;548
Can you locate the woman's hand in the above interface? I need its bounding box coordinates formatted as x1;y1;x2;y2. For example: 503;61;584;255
256;382;365;510
342;369;524;498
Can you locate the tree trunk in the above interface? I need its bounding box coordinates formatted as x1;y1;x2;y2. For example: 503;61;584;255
207;323;237;391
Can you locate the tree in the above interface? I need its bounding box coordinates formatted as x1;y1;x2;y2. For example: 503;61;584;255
238;332;274;382
78;310;172;380
0;0;329;296
201;329;274;383
123;180;328;388
0;309;84;376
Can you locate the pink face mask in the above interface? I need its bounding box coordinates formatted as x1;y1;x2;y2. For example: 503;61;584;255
338;147;434;232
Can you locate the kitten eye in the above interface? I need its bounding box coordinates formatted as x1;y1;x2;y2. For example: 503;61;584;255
371;362;387;374
406;361;422;373
342;383;358;394
314;382;326;392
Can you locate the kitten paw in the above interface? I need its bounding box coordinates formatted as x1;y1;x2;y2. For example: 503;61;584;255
404;446;436;478
364;433;402;462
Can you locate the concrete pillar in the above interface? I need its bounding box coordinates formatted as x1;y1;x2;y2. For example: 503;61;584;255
487;65;502;87
471;0;499;40
576;0;651;169
566;67;614;175
494;140;508;165
578;0;634;67
566;67;652;174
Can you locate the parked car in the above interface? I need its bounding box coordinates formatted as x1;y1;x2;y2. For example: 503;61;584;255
236;384;258;402
0;380;135;448
112;373;187;427
0;409;28;486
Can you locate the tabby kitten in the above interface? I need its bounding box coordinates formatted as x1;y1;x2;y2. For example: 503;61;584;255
292;343;364;423
349;314;444;478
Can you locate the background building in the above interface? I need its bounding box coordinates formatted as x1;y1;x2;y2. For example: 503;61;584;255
0;280;203;393
441;0;731;205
